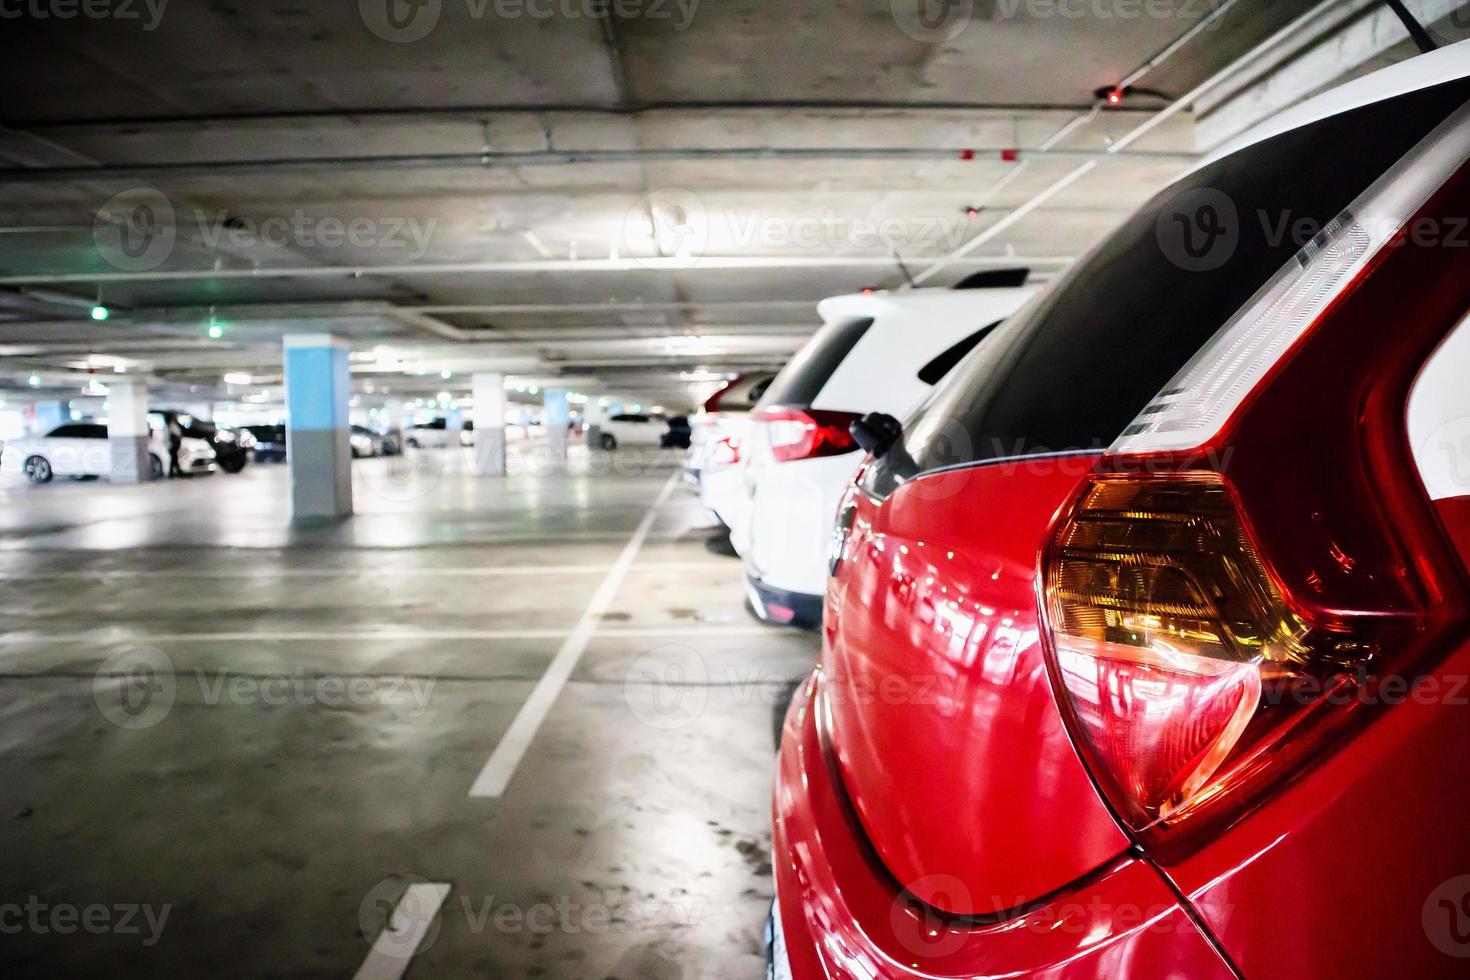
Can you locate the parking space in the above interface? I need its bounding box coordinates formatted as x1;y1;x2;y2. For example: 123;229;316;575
6;4;1470;978
0;451;816;978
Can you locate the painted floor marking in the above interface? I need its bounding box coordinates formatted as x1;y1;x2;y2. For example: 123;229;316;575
468;472;679;797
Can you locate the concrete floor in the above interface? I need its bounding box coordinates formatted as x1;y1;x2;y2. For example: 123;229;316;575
0;445;818;978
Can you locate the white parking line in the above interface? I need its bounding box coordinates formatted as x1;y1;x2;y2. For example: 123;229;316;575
469;472;680;798
352;881;452;980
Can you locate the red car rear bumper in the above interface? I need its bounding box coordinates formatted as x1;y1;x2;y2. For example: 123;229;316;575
771;670;1234;980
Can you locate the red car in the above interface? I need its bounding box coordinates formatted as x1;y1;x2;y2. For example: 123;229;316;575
771;49;1470;980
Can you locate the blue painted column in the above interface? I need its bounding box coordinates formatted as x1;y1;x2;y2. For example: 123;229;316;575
284;334;353;519
543;388;570;464
30;400;64;435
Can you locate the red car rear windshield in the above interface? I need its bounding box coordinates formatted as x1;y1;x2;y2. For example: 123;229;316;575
863;77;1470;498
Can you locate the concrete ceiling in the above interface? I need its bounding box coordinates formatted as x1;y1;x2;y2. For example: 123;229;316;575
0;0;1461;410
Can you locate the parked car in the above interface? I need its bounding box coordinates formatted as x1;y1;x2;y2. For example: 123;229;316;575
1;422;215;483
245;424;287;463
686;371;776;550
597;413;665;449
352;424;408;458
404;418;459;449
772;50;1470;980
742;276;1037;625
660;415;692;449
151;411;249;473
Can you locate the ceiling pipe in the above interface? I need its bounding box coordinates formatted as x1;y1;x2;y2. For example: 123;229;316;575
7;99;1170;131
0;254;1078;287
409;300;822;314
1107;0;1368;155
0;146;1198;184
912;0;1349;287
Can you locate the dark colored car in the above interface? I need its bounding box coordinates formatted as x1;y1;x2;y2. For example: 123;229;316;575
350;425;403;458
660;415;692;449
151;410;248;474
245;424;287;463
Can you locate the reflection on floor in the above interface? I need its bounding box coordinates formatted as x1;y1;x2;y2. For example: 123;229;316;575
0;447;819;979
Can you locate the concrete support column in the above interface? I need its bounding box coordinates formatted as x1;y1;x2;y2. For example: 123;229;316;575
30;400;64;436
471;372;507;476
284;334;353;520
543;388;570;464
584;398;607;450
106;380;152;484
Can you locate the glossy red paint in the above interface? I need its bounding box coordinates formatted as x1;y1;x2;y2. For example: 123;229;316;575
1167;619;1470;977
821;458;1128;916
772;672;1235;979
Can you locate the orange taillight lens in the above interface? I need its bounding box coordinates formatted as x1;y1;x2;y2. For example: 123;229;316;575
1043;473;1371;834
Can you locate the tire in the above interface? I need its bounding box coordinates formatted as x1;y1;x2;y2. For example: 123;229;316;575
406;438;420;449
148;454;166;481
600;433;617;450
220;457;246;474
23;456;52;484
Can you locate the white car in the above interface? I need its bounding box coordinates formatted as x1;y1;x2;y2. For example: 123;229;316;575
597;413;665;449
1;422;215;483
741;278;1039;625
404;419;458;449
686;372;775;549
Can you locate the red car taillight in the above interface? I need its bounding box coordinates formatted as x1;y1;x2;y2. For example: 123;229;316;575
1042;109;1470;854
1045;472;1364;835
756;407;861;462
